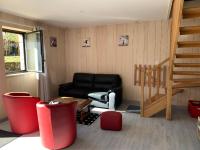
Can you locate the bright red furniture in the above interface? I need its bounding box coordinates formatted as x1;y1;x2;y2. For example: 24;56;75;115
100;111;122;131
3;92;40;134
36;101;77;150
188;100;200;118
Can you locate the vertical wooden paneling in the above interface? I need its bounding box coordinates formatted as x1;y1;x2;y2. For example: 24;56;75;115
5;73;38;96
65;21;174;104
40;23;66;98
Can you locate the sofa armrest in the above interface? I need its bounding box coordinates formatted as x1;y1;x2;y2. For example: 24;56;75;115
59;82;73;90
59;82;74;96
110;86;122;107
108;92;115;110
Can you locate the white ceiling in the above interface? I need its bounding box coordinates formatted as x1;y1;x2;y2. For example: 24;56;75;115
0;0;172;28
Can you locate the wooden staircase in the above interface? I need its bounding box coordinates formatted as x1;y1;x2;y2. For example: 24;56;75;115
138;0;200;119
166;0;200;120
183;7;200;19
180;26;200;34
143;89;184;117
137;58;185;118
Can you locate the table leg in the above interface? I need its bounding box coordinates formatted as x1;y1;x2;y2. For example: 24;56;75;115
78;106;91;123
88;105;91;114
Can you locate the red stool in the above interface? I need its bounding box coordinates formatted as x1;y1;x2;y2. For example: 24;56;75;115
188;100;200;118
100;111;122;131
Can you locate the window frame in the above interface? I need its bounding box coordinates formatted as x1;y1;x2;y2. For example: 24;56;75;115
2;29;27;74
25;30;45;73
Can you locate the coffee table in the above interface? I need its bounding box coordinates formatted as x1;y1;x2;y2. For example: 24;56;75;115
55;97;92;122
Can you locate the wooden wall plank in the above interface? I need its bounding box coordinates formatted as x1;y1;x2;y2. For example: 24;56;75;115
65;21;173;103
64;20;200;106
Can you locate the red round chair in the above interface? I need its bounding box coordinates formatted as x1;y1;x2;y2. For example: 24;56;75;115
36;101;77;150
3;92;40;134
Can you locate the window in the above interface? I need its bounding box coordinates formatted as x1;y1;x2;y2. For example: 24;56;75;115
3;30;26;74
25;31;44;73
2;29;44;74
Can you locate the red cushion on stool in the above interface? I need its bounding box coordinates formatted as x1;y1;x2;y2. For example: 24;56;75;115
100;111;122;131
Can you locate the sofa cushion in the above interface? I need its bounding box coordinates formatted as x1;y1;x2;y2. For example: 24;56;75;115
94;74;121;90
94;84;113;91
73;73;94;88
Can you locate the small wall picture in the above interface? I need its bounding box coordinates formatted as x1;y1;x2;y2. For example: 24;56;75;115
118;35;129;46
50;37;57;47
82;38;91;47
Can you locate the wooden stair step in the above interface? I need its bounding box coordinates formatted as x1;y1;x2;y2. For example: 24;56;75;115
173;78;200;83
176;53;200;58
143;95;166;117
144;94;165;106
143;89;183;117
172;88;184;95
173;71;200;75
183;7;200;19
180;26;200;35
144;89;183;108
173;82;200;88
174;63;200;67
178;41;200;48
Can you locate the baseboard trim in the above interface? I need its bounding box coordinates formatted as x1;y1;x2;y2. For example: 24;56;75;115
123;100;188;108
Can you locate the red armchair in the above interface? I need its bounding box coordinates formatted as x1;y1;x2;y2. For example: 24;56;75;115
36;101;77;150
3;92;40;134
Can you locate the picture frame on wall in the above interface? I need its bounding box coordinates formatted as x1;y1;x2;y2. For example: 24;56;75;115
82;37;91;47
50;37;57;47
118;35;129;46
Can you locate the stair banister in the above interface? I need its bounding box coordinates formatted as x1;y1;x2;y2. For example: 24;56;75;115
166;0;184;120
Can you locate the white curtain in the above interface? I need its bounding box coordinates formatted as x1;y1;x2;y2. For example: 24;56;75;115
38;72;50;101
37;28;50;101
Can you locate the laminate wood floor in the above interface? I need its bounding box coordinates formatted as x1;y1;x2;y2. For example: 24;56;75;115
0;107;199;150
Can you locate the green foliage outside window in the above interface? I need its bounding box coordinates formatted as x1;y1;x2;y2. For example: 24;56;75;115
3;31;23;73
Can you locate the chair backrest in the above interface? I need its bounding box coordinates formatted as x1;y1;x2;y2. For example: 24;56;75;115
3;92;40;134
6;92;30;96
36;101;77;149
72;73;122;91
94;74;122;91
73;73;94;88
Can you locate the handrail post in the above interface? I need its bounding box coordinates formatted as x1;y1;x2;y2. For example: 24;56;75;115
156;66;161;95
140;68;145;117
147;65;152;102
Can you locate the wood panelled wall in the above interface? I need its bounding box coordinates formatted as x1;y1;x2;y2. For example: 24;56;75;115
65;20;200;106
40;23;67;98
65;21;171;104
6;73;38;96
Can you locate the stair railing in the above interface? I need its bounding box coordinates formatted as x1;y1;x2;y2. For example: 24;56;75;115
134;58;169;116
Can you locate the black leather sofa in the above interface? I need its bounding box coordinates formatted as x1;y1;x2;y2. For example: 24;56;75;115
59;73;122;107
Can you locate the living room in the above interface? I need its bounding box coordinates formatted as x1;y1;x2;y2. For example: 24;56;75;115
0;0;200;150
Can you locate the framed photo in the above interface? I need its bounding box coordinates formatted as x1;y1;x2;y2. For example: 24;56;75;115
118;35;129;46
50;37;57;47
82;37;91;47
